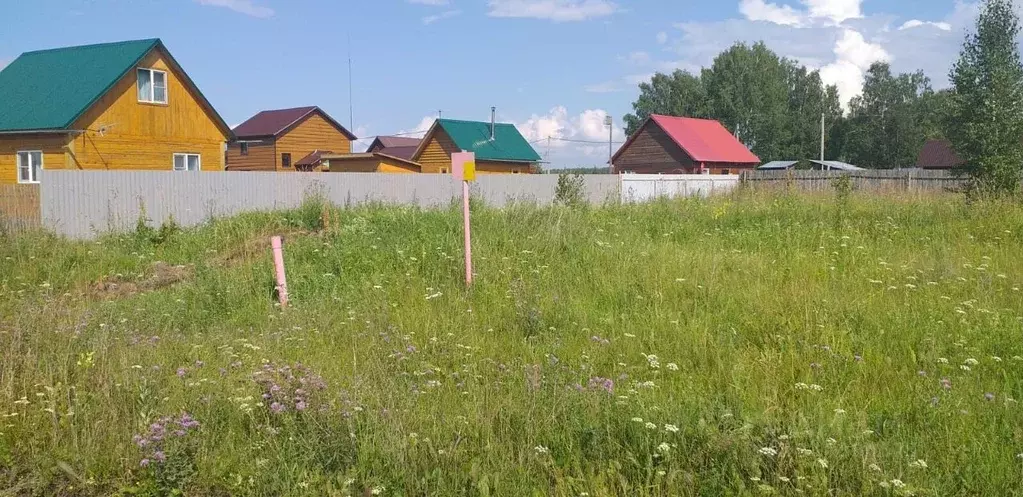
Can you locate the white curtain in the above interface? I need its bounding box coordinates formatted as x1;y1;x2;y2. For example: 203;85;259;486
137;69;152;101
153;71;167;103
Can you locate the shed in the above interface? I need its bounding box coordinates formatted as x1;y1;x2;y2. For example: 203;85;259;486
612;115;760;174
757;160;800;170
324;152;421;173
809;160;864;171
226;106;356;172
916;139;964;170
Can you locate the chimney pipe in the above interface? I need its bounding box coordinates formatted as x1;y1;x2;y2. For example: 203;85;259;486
490;106;496;141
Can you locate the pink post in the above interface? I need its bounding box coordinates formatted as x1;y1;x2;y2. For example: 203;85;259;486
462;180;473;286
271;236;289;307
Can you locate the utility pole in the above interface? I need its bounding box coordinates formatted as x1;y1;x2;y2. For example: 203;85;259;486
347;35;354;132
820;112;827;169
605;114;614;174
545;136;551;162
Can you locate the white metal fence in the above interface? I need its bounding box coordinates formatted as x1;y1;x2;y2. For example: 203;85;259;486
620;174;740;202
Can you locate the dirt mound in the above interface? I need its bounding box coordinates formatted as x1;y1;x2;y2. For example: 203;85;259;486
215;229;313;267
89;262;193;300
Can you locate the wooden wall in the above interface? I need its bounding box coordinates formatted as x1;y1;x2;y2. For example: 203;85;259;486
0;134;70;185
226;140;276;171
476;161;533;174
416;129;460;173
328;155;419;173
275;113;352;170
614;121;695;174
67;48;228;172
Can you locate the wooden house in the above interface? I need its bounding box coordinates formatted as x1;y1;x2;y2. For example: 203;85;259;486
365;135;421;160
411;119;541;174
0;38;232;184
323;152;421;173
916;139;964;170
226;106;355;172
612;115;760;174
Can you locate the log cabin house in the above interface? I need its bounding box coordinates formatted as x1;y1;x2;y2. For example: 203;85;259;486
0;38;232;184
612;115;760;174
226;106;355;172
324;135;421;173
410;118;541;174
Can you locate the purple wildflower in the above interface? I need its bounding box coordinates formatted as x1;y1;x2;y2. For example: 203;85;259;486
296;400;307;411
940;378;952;390
176;367;187;378
270;402;285;414
153;451;166;463
140;458;150;468
406;345;418;354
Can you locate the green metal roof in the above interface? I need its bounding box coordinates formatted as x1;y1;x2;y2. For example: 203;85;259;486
436;119;541;162
0;39;160;132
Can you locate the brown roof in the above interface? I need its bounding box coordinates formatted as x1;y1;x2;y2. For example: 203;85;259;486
296;149;332;167
368;136;421;151
321;152;421;169
233;106;356;140
378;145;417;160
916;139;964;169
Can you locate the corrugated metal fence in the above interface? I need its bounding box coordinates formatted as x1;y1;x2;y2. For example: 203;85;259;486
741;169;964;192
0;184;41;232
621;174;739;202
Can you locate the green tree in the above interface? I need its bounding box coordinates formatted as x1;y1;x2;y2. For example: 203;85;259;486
623;70;708;135
948;0;1023;195
781;61;843;160
844;63;933;168
701;42;791;160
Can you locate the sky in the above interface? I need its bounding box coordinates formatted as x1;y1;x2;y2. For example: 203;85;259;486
0;0;989;168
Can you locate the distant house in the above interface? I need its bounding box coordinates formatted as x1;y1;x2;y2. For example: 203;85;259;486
323;151;421;173
612;115;760;174
0;38;232;184
365;135;421;161
916;139;965;170
227;106;355;172
412;119;541;174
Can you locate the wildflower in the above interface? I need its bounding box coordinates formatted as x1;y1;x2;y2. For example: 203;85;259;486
794;383;809;390
868;463;882;472
937;358;949;364
879;481;891;489
834;408;846;415
631;417;644;423
918;370;928;377
985;392;995;401
909;459;927;469
657;442;671;453
176;368;187;378
890;479;905;488
778;476;790;483
964;358;979;366
960;365;972;371
810;384;823;392
371;486;384;495
796;447;813;456
153;451;166;463
940;378;952;390
270;402;285;414
534;445;549;454
656;470;666;476
758;447;778;457
826;438;837;445
854;355;863;362
666;362;679;371
644;354;660;369
817;458;829;469
645;422;657;430
750;477;761;482
140;458;150;468
664;424;679;433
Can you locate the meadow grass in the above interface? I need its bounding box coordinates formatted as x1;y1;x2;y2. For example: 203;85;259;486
1;190;1022;496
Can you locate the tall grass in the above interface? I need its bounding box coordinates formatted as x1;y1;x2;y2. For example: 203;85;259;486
1;190;1022;496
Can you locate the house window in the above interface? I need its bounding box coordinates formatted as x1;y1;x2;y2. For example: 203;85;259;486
282;153;292;168
240;142;249;156
512;170;520;174
17;151;43;184
137;68;168;104
721;169;731;175
440;167;448;174
173;153;201;171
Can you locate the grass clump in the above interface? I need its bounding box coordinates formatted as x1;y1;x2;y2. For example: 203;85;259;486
1;191;1022;495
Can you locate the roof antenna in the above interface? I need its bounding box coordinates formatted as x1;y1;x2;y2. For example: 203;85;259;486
490;106;496;141
347;34;354;132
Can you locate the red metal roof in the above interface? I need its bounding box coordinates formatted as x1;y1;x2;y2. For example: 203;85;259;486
916;139;964;169
615;115;760;164
295;149;332;167
233;106;356;140
377;145;417;160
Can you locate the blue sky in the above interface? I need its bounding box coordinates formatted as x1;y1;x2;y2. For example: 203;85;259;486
0;0;982;168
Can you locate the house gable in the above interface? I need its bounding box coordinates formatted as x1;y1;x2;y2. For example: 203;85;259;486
413;125;461;174
614;119;695;173
275;112;353;170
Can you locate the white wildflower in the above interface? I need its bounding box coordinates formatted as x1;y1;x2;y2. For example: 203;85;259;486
657;442;671;453
817;458;829;469
631;417;644;423
961;365;972;371
890;479;905;488
643;354;661;369
879;481;891;489
991;356;1003;362
758;447;778;457
533;445;549;454
664;424;680;433
834;408;846;415
371;486;385;495
796;448;813;456
666;362;679;371
869;463;882;472
779;476;790;483
909;459;927;469
810;384;823;392
964;358;979;366
645;422;657;430
794;382;809;390
937;357;949;364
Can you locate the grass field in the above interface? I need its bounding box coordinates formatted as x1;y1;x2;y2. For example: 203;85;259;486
1;191;1022;496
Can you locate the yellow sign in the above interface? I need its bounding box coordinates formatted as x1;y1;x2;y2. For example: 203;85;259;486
463;160;476;181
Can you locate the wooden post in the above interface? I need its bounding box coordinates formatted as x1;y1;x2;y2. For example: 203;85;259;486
451;152;476;287
271;236;289;307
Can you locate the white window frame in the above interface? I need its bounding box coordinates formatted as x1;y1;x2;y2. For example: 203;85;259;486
137;68;168;104
173;153;201;172
17;150;43;184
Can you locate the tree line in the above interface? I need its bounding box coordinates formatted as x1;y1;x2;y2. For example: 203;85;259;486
624;0;1023;195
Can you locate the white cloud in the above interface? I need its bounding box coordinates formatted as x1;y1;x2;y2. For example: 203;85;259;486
487;0;618;22
515;107;624;146
408;0;449;4
819;29;889;108
803;0;861;25
423;9;462;24
400;116;437;139
739;0;803;27
657;31;668;44
194;0;274;18
621;51;651;65
899;19;952;31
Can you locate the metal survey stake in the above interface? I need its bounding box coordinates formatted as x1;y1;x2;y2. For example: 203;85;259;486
451;152;476;286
